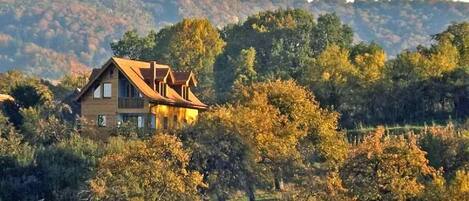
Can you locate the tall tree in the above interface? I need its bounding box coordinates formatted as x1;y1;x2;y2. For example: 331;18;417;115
111;19;225;103
311;13;353;56
214;9;316;101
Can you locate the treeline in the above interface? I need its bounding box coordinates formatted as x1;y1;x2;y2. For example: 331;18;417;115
1;0;469;79
0;8;468;201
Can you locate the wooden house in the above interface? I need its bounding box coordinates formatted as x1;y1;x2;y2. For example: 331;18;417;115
75;57;207;130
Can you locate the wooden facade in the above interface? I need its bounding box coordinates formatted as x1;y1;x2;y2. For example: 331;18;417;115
76;57;207;131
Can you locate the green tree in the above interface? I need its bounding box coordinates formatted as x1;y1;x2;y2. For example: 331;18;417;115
214;9;316;101
311;13;353;56
112;19;225;103
36;135;102;200
0;113;37;201
10;82;53;108
110;30;157;60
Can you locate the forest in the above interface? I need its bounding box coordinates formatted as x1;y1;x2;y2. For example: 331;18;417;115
0;0;468;79
0;7;469;201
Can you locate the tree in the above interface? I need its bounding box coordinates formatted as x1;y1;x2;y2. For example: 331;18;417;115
419;126;469;179
302;44;357;109
0;113;37;201
35;135;102;200
179;108;258;201
110;30;157;60
90;134;205;201
112;19;225;103
183;80;346;200
434;22;469;67
350;42;387;86
311;13;353;56
214;9;316;101
10;82;53;108
233;47;257;86
340;127;437;201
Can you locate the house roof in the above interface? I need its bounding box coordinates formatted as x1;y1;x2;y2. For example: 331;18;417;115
75;57;207;109
173;71;197;86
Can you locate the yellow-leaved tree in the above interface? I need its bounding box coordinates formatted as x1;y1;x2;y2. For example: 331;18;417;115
89;134;205;201
339;127;437;201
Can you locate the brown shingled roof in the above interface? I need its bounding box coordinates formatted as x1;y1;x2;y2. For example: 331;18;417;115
172;71;197;86
75;57;207;109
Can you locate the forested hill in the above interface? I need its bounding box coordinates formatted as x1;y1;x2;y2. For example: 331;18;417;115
0;0;468;79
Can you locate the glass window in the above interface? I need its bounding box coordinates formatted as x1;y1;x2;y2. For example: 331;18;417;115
150;114;156;129
97;115;106;127
103;83;112;98
173;115;178;128
137;116;144;128
93;85;101;98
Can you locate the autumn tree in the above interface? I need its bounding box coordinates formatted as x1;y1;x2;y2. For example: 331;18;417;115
340;127;437;201
112;19;225;103
302;44;357;109
183;80;346;200
349;42;387;86
434;22;469;67
90;134;205;201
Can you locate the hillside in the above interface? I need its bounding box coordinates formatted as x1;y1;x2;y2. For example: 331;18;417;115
0;0;468;79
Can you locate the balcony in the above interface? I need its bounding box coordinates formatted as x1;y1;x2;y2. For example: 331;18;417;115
118;97;144;108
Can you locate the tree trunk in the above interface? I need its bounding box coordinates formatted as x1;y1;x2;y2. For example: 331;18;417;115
273;168;285;191
245;182;256;201
274;176;285;191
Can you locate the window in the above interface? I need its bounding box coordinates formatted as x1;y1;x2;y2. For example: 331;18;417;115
163;116;169;129
97;115;106;127
150;114;156;129
117;114;123;127
103;83;112;98
137;116;144;128
173;115;178;128
93;85;102;98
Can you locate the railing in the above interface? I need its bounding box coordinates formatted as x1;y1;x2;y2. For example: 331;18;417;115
118;97;144;108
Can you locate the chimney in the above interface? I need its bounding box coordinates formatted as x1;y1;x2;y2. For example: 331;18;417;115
150;61;157;91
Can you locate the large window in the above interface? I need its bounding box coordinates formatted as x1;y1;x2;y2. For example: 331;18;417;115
93;85;102;98
97;115;106;127
103;83;112;98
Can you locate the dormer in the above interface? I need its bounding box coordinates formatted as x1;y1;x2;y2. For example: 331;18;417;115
149;61;172;97
171;71;197;101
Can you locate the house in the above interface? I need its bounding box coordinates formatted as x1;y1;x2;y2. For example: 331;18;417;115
75;57;207;130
